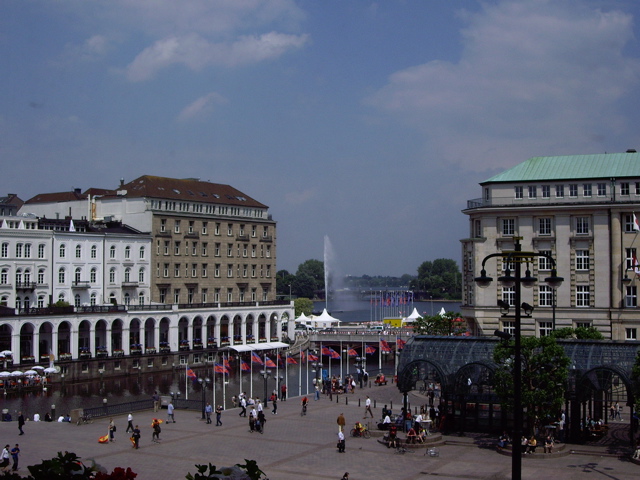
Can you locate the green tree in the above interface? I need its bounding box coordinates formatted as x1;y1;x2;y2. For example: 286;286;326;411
294;298;314;317
410;258;460;299
292;272;316;299
296;259;324;293
551;326;604;340
493;335;569;434
276;270;296;298
412;312;467;336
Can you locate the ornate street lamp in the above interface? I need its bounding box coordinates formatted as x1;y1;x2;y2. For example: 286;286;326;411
260;370;271;405
475;236;563;480
197;377;211;420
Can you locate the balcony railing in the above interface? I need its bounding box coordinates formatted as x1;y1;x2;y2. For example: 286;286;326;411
72;281;91;289
15;282;37;291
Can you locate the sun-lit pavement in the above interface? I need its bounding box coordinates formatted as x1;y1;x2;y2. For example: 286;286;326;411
1;382;637;480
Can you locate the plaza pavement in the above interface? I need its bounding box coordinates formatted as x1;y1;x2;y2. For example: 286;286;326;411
0;382;638;480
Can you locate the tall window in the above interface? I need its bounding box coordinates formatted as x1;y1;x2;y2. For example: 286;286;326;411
125;246;131;259
159;288;166;304
597;183;607;196
74;294;81;308
583;184;592;197
174;220;181;233
38;244;45;258
576;285;590;307
74;267;81;283
555;185;564;198
625;328;637;340
110;245;116;259
0;269;7;285
575;250;590;270
227;288;233;302
626;248;637;270
38;268;45;284
90;268;97;283
174;264;180;277
501;287;515;306
202;264;208;278
109;268;116;283
227;264;233;277
1;243;8;258
58;267;66;284
59;244;66;258
24;244;31;258
502;218;515;236
569;184;578;197
528;186;537;199
139;292;145;305
75;245;82;258
202;222;208;234
626;286;637;307
539;285;553;306
541;185;550;198
576;217;590;235
215;264;220;277
538;218;552;236
91;245;97;258
16;243;23;258
139;267;145;283
124;268;131;283
539;322;553;337
514;186;523;199
174;289;180;304
621;182;630;196
139;246;145;259
160;219;166;232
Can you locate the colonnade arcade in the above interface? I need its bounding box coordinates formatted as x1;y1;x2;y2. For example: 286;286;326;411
0;305;292;363
397;335;638;443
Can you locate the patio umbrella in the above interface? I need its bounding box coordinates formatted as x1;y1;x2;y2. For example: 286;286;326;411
32;366;45;371
43;367;57;374
0;371;10;378
11;370;23;377
24;369;38;376
1;351;12;356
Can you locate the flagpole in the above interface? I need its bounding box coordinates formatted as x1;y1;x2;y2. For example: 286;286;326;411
185;364;188;400
298;346;302;397
378;335;382;371
223;354;226;409
239;353;243;397
305;348;309;395
250;352;253;399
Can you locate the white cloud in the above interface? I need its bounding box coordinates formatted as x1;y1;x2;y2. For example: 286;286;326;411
365;0;640;171
177;92;228;122
124;31;309;81
285;188;317;205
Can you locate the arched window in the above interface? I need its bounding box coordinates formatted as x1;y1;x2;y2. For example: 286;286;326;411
58;267;66;284
124;246;131;259
15;269;22;285
58;293;65;303
109;292;116;305
138;267;145;283
90;292;97;306
75;267;82;283
0;268;8;285
24;269;31;284
38;244;45;259
37;295;45;308
91;245;97;259
15;297;21;309
23;297;30;309
124;268;131;283
138;292;145;305
90;268;97;283
139;246;145;259
109;268;116;283
59;244;66;258
75;244;82;258
110;245;116;259
1;242;8;258
38;268;45;284
124;293;131;306
74;294;81;307
0;296;7;306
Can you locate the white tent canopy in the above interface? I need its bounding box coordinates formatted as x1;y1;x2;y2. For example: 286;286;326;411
403;308;422;324
294;313;312;323
307;308;341;328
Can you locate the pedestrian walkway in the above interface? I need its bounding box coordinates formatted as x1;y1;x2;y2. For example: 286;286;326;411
0;383;637;480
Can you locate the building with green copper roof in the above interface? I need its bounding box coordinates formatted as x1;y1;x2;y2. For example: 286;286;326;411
461;150;640;343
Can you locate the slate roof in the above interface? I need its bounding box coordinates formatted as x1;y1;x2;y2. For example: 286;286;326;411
25;190;87;204
108;175;268;208
483;151;640;184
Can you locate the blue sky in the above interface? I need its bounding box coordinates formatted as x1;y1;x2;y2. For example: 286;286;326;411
3;0;640;277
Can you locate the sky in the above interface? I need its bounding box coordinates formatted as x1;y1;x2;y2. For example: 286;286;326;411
3;0;640;277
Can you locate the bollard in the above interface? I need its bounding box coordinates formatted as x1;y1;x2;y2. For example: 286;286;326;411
336;395;339;404
358;399;361;407
51;404;56;419
390;401;393;410
374;400;377;409
345;396;348;405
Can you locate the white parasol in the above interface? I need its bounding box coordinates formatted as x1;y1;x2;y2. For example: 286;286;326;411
0;371;10;378
32;366;45;371
11;370;24;377
24;369;38;376
1;350;12;356
43;367;57;374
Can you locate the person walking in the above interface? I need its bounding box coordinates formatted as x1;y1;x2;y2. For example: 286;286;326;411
257;410;266;434
167;401;175;423
17;412;25;435
281;383;287;401
132;425;141;449
239;396;247;417
152;391;160;412
337;430;345;453
126;413;134;433
215;405;223;426
109;418;116;442
152;418;161;443
205;403;213;424
249;406;257;433
10;444;19;472
271;395;278;415
1;445;10;473
337;413;346;432
364;396;374;419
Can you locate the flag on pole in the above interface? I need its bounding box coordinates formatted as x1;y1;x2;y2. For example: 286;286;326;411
240;360;250;372
251;352;264;365
321;346;331;356
214;363;229;375
308;353;318;362
380;339;391;353
300;350;306;362
186;365;197;381
328;347;340;359
347;348;358;357
365;345;376;355
265;356;277;368
396;338;406;350
634;212;640;231
223;356;231;369
286;355;298;365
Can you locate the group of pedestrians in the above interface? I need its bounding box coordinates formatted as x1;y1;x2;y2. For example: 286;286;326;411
0;444;19;473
